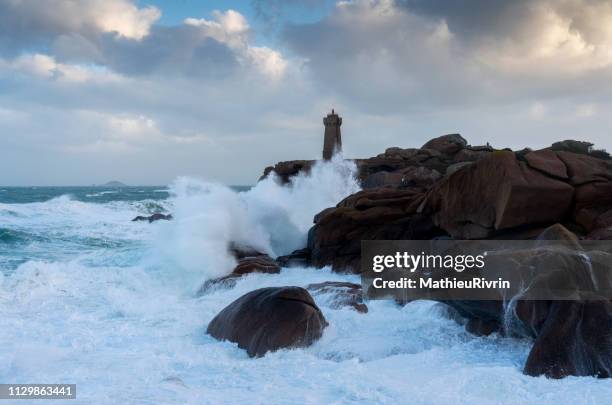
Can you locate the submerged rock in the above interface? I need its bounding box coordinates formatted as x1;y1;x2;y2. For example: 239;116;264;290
131;213;172;223
197;255;281;295
207;287;328;357
276;248;311;268
307;281;368;313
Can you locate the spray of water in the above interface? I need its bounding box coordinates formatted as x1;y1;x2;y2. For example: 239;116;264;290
154;155;361;282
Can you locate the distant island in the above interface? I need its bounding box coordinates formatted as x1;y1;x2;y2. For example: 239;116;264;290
98;181;127;187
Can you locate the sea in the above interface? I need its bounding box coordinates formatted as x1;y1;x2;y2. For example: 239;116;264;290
1;157;610;404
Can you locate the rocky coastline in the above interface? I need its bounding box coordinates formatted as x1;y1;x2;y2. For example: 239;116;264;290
205;134;612;379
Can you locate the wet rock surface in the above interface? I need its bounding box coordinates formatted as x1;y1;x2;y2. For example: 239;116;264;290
197;254;281;295
441;225;612;378
132;213;172;222
250;135;612;378
306;281;368;313
207;287;328;357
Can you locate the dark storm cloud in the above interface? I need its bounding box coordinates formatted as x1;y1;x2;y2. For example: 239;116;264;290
0;1;89;55
93;26;239;77
0;0;244;78
0;0;160;55
282;0;612;113
397;0;529;38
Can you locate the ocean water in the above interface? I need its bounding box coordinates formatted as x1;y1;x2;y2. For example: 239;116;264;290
1;160;611;404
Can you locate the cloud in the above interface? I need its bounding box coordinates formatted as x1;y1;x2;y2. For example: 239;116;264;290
0;0;160;54
75;8;285;80
0;53;122;83
283;0;612;112
1;0;611;186
283;0;475;111
0;1;286;81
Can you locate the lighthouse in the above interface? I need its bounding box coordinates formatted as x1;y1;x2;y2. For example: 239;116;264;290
322;109;342;160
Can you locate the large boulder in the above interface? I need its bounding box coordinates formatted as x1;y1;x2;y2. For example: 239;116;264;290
551;139;595;156
426;151;574;239
453;146;493;163
356;147;451;180
588;226;612;240
260;160;314;184
523;300;612;378
361;167;441;189
554;151;612;233
361;171;406;189
207;287;328;357
556;151;612;186
441;224;612;378
308;188;444;272
276;248;311;268
524;149;568;179
421;133;467;156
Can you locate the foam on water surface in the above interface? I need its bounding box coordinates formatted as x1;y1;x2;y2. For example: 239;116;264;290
1;164;611;404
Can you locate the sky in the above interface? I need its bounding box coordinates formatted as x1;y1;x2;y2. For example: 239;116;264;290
1;0;612;186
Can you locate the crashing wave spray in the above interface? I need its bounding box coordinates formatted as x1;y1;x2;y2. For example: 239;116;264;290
154;154;361;282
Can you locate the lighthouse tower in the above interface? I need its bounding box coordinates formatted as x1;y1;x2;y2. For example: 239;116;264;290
322;109;342;160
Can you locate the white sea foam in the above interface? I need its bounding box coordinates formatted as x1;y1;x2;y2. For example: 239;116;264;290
154;155;360;283
1;260;611;404
1;167;611;404
85;190;119;197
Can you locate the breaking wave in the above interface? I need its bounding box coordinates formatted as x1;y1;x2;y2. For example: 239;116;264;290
154;155;360;282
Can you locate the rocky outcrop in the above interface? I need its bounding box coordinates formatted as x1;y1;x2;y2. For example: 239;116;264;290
523;300;612;378
260;134;493;189
524;149;568;179
131;213;172;223
551;140;611;160
260;160;314;184
207;287;328;357
427;151;575;239
307;281;368;313
588;226;612;240
257;134;612;378
440;224;612;379
355;136;492;188
307;141;612;272
361;166;442;190
421;133;467;155
556;151;612;233
276;248;311;268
